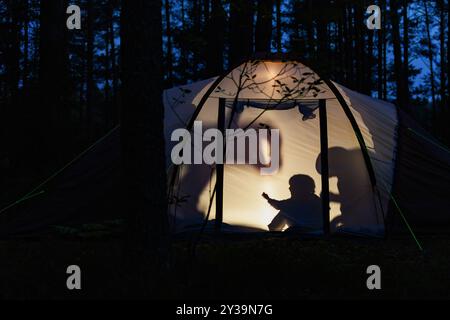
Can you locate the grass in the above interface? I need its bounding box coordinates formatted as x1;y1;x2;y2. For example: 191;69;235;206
1;231;450;299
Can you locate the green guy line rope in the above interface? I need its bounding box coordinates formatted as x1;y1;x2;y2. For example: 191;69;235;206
0;125;119;215
389;192;424;252
0;190;45;214
358;129;423;252
407;127;450;154
379;179;424;252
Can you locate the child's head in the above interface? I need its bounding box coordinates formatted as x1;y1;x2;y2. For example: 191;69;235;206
289;174;315;197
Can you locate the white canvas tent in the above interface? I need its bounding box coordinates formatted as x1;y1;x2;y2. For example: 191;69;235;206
164;60;398;236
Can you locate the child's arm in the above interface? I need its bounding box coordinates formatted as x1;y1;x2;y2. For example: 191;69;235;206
262;193;282;210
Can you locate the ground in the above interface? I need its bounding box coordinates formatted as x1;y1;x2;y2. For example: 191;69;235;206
1;228;449;299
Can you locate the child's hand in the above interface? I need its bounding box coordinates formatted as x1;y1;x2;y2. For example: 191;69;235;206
262;192;270;200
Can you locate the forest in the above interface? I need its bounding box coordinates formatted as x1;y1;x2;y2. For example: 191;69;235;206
0;0;448;194
0;0;449;300
0;0;449;205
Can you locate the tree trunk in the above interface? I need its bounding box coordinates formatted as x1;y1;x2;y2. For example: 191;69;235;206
203;0;210;23
164;0;173;85
337;3;345;83
191;0;202;78
354;2;365;93
108;0;119;126
121;0;169;296
345;3;354;88
289;0;305;58
448;0;450;109
377;0;384;99
316;0;328;76
39;0;69;166
276;0;282;53
306;0;315;61
229;0;254;66
382;1;387;100
179;0;188;80
255;0;273;53
22;0;29;91
390;0;404;109
447;0;450;143
367;22;374;95
424;0;437;128
5;0;21;106
438;0;446;106
403;0;409;110
86;0;95;141
205;0;225;76
342;1;349;84
104;22;111;131
3;0;21;173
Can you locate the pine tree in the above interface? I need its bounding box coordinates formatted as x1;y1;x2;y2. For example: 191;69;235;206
121;0;169;295
205;0;226;76
255;0;273;53
229;0;254;66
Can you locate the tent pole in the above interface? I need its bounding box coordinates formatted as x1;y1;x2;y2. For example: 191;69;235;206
323;79;377;187
319;99;330;235
167;67;235;202
324;79;388;233
215;98;226;231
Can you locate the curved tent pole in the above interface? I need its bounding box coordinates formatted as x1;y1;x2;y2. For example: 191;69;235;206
324;78;423;246
167;68;234;201
323;79;378;187
319;99;330;235
323;79;388;232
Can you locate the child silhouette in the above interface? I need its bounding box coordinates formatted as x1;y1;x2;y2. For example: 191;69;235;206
262;174;322;232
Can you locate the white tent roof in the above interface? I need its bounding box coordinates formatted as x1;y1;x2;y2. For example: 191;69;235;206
207;61;336;101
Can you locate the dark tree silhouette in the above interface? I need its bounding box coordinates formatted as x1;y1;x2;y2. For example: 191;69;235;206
164;0;174;85
108;0;119;126
255;0;273;53
377;0;385;99
391;0;405;110
205;0;226;77
403;0;410;109
438;0;446;106
4;1;20;107
275;0;282;53
38;0;70;166
229;0;254;66
423;0;437;126
448;0;450;110
22;0;29;91
121;0;169;294
86;0;95;140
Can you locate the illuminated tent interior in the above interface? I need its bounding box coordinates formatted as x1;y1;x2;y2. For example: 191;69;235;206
0;59;449;237
164;60;396;236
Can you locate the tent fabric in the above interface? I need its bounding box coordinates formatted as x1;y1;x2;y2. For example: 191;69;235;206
334;84;398;225
0;60;448;237
0;129;121;236
390;110;450;232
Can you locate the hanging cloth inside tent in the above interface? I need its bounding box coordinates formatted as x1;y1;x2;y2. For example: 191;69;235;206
224;100;319;121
